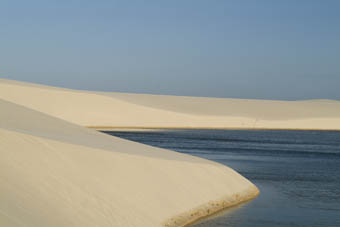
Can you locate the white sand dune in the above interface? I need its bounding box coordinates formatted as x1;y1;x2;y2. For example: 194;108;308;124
0;78;338;226
0;79;339;130
0;98;258;227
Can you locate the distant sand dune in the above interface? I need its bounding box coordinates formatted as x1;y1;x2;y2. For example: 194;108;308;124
99;92;340;119
0;79;339;130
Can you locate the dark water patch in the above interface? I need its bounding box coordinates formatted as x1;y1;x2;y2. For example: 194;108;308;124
103;129;340;227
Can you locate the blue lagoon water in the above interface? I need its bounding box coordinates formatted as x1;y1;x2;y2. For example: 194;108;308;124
103;130;340;227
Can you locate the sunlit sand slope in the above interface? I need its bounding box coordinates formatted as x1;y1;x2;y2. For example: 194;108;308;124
0;99;258;227
0;79;339;129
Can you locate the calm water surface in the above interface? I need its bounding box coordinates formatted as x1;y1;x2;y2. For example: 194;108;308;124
103;130;340;227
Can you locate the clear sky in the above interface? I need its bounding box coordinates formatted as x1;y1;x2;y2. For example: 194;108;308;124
1;0;340;100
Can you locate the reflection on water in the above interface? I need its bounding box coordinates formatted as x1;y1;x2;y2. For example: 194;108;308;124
103;130;340;227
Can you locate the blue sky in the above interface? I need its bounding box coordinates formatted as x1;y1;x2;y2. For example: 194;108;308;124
1;0;340;100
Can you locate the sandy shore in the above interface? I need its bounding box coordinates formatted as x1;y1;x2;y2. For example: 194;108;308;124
92;126;340;132
0;78;338;226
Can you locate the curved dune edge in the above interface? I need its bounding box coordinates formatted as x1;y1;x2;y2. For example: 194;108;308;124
0;127;259;227
164;186;259;227
1;96;260;227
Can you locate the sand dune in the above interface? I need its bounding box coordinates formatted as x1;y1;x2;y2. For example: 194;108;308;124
0;79;339;130
100;92;340;119
0;98;258;227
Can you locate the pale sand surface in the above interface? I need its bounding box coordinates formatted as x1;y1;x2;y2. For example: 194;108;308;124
0;99;258;227
0;78;339;226
0;79;340;130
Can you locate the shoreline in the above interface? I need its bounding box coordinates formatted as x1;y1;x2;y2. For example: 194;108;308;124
89;126;340;132
168;186;260;227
